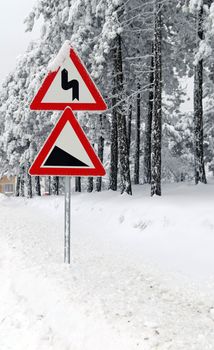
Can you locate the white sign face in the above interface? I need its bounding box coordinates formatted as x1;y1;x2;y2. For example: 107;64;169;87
42;56;96;105
42;121;94;169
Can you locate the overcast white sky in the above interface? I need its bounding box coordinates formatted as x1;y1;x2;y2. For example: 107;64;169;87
0;0;41;85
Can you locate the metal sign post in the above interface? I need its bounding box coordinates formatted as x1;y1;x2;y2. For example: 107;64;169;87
29;43;107;264
64;177;71;264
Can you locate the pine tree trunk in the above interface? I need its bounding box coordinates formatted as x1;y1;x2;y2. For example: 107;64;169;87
20;175;25;197
109;82;118;191
52;176;59;195
26;168;32;198
96;139;104;192
75;177;81;192
87;177;93;192
96;115;104;192
134;84;141;184
151;0;162;197
114;33;132;195
48;176;51;195
35;176;41;196
194;3;207;185
144;43;154;184
127;103;132;157
15;176;21;197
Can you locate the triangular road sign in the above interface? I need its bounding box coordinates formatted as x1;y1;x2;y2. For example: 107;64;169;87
29;108;106;176
30;47;107;111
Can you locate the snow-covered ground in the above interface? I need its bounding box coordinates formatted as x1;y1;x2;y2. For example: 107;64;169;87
1;181;214;349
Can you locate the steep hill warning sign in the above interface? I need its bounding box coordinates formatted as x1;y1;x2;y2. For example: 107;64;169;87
29;108;106;177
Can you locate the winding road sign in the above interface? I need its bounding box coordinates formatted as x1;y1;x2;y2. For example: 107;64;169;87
30;48;107;112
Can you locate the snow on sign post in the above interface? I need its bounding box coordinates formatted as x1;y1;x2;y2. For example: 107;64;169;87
29;41;107;264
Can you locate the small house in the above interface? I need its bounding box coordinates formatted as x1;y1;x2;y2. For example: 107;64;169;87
0;176;16;195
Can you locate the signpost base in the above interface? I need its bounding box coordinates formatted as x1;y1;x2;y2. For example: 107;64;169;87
64;177;71;264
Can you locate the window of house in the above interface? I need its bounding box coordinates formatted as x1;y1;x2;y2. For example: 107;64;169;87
4;184;14;193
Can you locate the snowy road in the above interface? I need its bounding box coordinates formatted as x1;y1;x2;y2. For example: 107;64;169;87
1;184;214;349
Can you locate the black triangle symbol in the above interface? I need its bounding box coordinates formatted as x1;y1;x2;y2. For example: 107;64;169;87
44;146;89;167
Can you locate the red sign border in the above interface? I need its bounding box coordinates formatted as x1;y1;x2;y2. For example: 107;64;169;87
29;108;106;177
30;48;107;111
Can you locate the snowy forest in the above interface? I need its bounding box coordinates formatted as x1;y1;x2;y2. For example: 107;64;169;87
3;1;214;348
1;0;214;197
